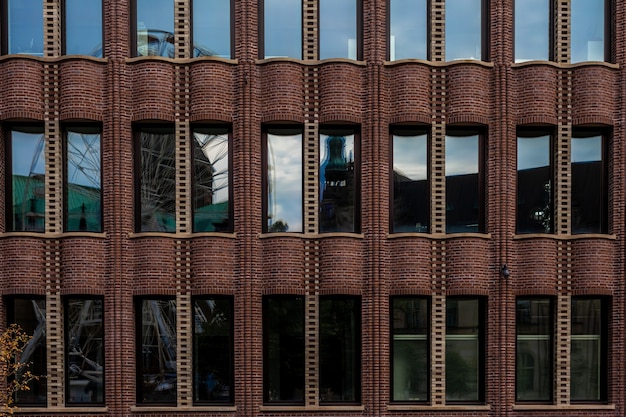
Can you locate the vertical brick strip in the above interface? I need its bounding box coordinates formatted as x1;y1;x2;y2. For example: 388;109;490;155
431;0;445;61
176;239;192;407
44;0;60;57
555;241;572;405
555;0;571;64
304;241;320;406
431;69;446;234
45;240;63;407
303;0;318;61
430;240;446;405
175;0;190;59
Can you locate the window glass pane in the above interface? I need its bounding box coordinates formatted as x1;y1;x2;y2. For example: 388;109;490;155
264;0;302;58
514;0;550;62
264;297;305;403
320;297;360;403
571;0;605;62
517;133;552;233
192;0;230;57
571;134;604;234
10;298;47;405
445;133;481;233
516;298;552;401
571;298;603;401
193;298;232;403
445;0;482;60
66;298;104;404
392;298;428;401
193;128;231;232
139;129;176;232
11;128;46;232
8;0;43;55
136;0;174;57
320;131;357;232
66;128;102;232
319;0;357;59
389;0;427;60
446;299;480;401
138;299;177;403
65;0;103;57
392;132;428;232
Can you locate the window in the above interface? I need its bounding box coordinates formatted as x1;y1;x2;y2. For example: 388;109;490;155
445;129;484;233
64;0;103;57
5;0;43;55
65;126;102;232
391;297;429;402
264;127;303;233
514;0;551;62
319;0;360;60
571;130;607;234
516;298;553;402
445;0;485;61
65;298;104;404
446;297;483;402
320;128;360;233
392;128;429;232
192;0;231;58
388;0;427;60
571;297;606;402
134;0;174;57
263;296;305;403
193;297;233;403
571;0;607;63
6;125;46;233
193;127;231;233
262;0;302;59
136;298;177;404
7;297;47;405
136;126;176;233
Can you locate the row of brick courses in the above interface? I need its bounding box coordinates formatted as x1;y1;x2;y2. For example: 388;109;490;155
446;237;491;295
189;61;236;122
259;62;305;123
446;64;492;121
130;237;177;293
570;238;616;294
0;59;44;119
58;59;106;120
261;236;305;294
512;238;559;294
59;237;107;293
513;64;559;123
130;60;176;121
318;237;365;294
189;236;236;293
387;62;432;123
571;65;618;124
318;62;364;123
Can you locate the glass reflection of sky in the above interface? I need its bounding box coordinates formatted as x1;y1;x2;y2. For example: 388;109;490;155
393;135;427;180
137;0;173;34
571;0;605;62
319;0;357;59
445;0;481;61
194;132;229;204
264;0;302;58
67;131;101;189
65;0;103;56
267;133;303;232
8;0;44;55
445;135;478;176
390;0;427;60
518;135;549;170
515;0;549;62
193;0;231;58
572;135;601;163
13;131;45;176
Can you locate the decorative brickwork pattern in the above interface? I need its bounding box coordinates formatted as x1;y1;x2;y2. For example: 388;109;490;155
44;0;60;57
303;0;318;61
555;241;572;405
555;0;571;63
431;69;446;234
430;240;447;405
431;0;445;61
176;238;192;406
45;240;63;407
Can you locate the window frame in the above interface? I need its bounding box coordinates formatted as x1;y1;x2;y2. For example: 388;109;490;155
513;0;554;62
317;0;363;60
190;0;234;58
61;0;104;57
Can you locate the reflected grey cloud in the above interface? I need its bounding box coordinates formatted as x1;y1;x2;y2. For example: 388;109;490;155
268;133;303;232
445;135;478;176
518;135;550;170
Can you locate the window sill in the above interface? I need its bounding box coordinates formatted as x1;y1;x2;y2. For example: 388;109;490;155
388;404;491;411
129;232;237;239
0;231;106;239
513;233;616;241
384;59;494;68
127;55;237;65
388;232;492;240
512;60;618;70
130;406;236;412
259;405;365;412
513;404;615;411
14;407;108;413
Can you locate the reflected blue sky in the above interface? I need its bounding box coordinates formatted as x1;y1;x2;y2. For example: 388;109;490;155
393;135;427;180
572;136;601;163
571;0;605;62
267;132;303;232
518;135;550;170
67;131;101;188
8;0;43;55
137;0;173;33
390;0;427;60
12;131;45;176
514;0;549;62
193;0;231;58
445;0;482;60
264;0;302;58
445;135;478;176
65;0;102;56
319;0;357;59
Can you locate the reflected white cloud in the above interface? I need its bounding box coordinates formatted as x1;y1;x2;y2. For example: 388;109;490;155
572;136;601;163
445;135;478;176
393;135;427;180
518;135;550;170
268;133;303;232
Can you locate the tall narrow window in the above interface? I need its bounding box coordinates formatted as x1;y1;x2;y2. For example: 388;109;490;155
65;298;104;404
192;0;231;57
571;130;606;234
137;298;177;404
392;129;429;232
263;296;305;404
134;0;174;57
193;297;233;403
66;126;102;232
517;130;553;234
136;126;176;233
571;0;606;62
7;126;46;232
389;0;427;60
8;297;47;405
262;0;302;58
514;0;550;62
7;0;43;55
391;297;429;402
445;0;484;61
320;128;359;233
319;296;361;403
571;297;606;402
265;127;303;233
446;297;483;402
193;127;231;233
319;0;359;59
516;298;553;402
445;130;484;233
64;0;103;57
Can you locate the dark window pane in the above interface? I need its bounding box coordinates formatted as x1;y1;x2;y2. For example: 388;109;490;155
517;133;552;233
193;128;230;232
514;0;550;62
8;0;43;55
11;128;46;232
65;0;103;57
10;298;47;405
571;0;605;62
319;0;357;59
192;0;230;57
193;298;233;403
445;0;482;60
66;127;102;232
445;133;481;233
320;131;358;232
264;297;305;403
392;298;428;401
516;298;552;402
139;129;176;232
571;298;604;401
571;134;605;234
137;299;177;403
136;0;174;57
66;298;104;404
389;0;427;60
393;132;428;232
320;297;360;403
264;0;302;58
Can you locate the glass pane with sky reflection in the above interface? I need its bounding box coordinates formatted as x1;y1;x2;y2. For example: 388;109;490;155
65;0;103;56
571;0;605;62
393;133;428;232
264;0;302;58
136;0;174;56
445;0;482;61
445;134;480;233
389;0;427;60
514;0;549;62
571;134;604;233
193;0;231;58
12;128;46;232
8;0;44;55
319;0;357;59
